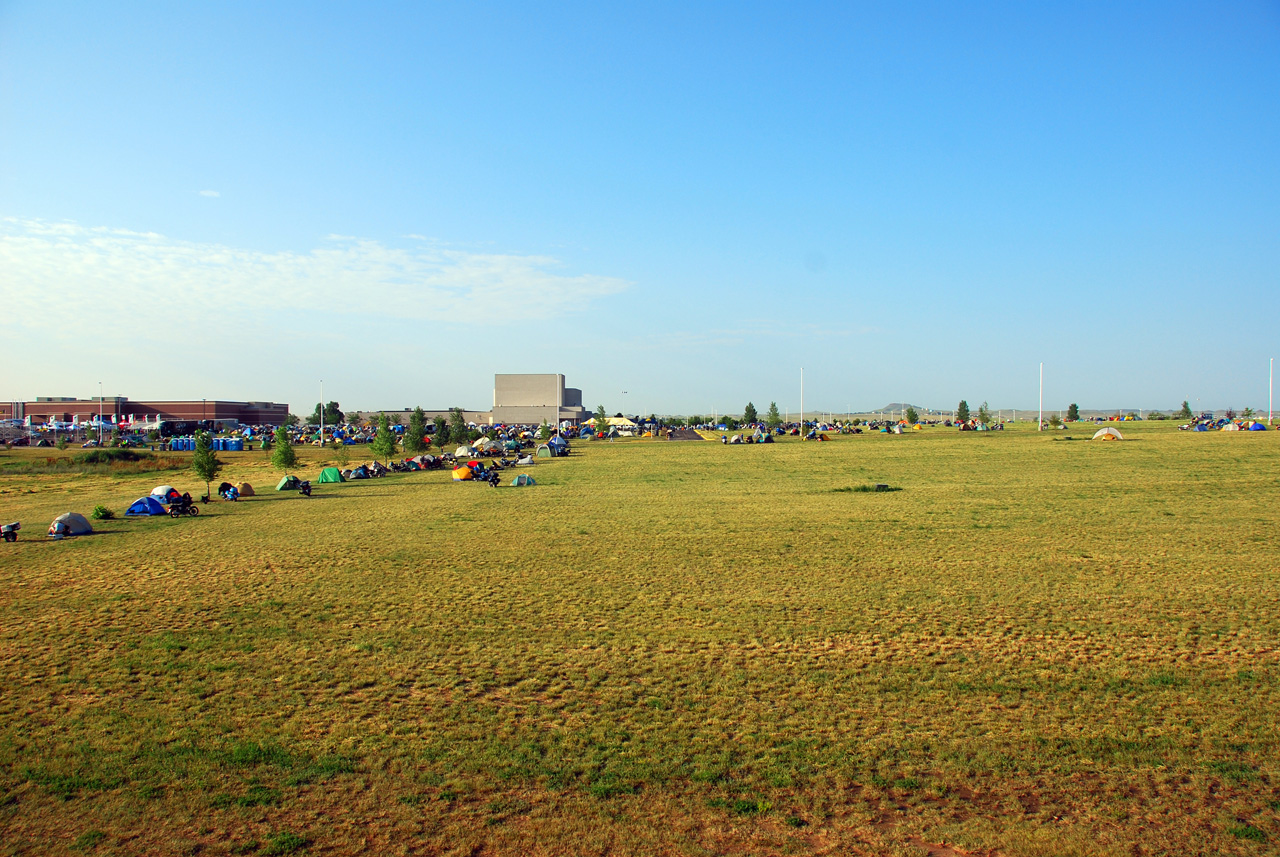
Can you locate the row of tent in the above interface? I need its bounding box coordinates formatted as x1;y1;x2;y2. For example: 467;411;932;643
1188;422;1268;432
50;439;568;532
451;463;537;486
124;483;257;516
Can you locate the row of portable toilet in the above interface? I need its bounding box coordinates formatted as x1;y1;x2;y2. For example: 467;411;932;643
167;437;246;451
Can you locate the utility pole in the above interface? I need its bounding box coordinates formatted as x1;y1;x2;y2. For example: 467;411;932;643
320;379;325;447
1038;363;1043;431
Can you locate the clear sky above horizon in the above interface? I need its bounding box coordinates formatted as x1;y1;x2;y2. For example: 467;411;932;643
3;1;1277;416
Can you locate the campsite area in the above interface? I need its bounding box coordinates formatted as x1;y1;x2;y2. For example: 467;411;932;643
0;423;1277;856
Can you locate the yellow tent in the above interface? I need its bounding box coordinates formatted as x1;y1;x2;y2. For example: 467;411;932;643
451;466;474;481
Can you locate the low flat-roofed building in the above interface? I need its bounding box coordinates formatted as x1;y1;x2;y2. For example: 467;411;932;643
4;397;289;427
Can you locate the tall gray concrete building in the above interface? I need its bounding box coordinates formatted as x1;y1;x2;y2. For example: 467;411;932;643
491;374;588;425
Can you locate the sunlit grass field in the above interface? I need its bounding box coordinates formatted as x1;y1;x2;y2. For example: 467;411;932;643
1;423;1277;856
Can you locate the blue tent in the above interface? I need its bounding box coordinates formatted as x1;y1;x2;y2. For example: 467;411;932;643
1249;423;1267;431
125;496;167;516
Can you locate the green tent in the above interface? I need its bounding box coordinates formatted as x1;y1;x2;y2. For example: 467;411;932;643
317;467;345;484
510;474;536;487
276;475;300;491
535;444;552;458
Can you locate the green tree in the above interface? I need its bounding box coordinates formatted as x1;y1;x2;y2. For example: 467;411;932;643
331;439;351;468
594;404;608;431
766;402;782;429
306;401;344;425
905;406;919;425
1176;400;1193;420
286;413;301;427
271;425;297;475
743;402;759;425
1242;406;1255;421
448;408;469;447
191;431;223;501
956;400;970;422
371;414;398;462
404;407;428;454
977;402;992;424
1066;403;1080;422
433;415;449;447
537;420;551;440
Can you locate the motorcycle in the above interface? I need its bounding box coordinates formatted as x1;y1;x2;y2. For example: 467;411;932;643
298;481;312;497
2;521;19;543
169;495;200;518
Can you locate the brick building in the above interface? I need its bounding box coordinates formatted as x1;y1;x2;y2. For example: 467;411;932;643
1;397;290;427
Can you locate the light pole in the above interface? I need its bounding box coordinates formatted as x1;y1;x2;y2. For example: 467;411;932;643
98;381;103;445
1038;363;1043;431
320;380;325;447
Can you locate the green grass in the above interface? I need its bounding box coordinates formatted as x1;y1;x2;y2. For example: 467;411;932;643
0;424;1278;854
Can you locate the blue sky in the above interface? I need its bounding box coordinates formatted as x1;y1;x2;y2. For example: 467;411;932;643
2;2;1277;416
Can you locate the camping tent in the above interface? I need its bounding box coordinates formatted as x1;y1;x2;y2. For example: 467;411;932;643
125;496;167;516
510;474;536;487
1221;423;1241;432
451;466;474;481
455;445;475;457
1092;427;1124;441
235;482;255;497
349;465;370;479
473;437;498;452
1249;422;1267;431
151;485;182;503
276;475;300;491
317;467;345;484
536;443;552;458
48;512;93;537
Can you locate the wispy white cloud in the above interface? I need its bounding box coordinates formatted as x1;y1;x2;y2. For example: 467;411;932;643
198;190;220;197
0;218;630;346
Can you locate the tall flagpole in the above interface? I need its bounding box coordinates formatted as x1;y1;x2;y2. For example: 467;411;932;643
1038;363;1043;431
1269;357;1273;425
320;379;325;447
800;368;804;436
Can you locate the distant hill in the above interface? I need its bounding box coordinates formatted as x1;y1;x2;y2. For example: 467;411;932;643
875;403;937;414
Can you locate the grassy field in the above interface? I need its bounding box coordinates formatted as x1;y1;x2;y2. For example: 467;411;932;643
1;423;1277;856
